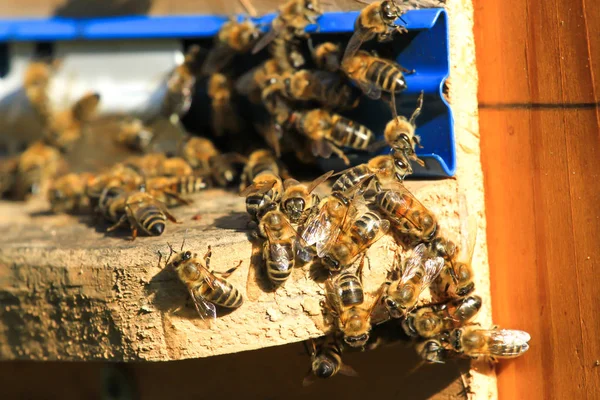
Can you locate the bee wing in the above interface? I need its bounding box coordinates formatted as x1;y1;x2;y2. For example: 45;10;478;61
302;204;335;249
421;255;445;289
306;170;334;194
342;28;370;63
339;363;359;377
385;183;426;229
251;24;280;54
239;180;276;197
201;43;236;76
235;65;260;96
482;329;531;358
355;79;382;100
311;140;334;159
400;243;443;291
188;288;217;323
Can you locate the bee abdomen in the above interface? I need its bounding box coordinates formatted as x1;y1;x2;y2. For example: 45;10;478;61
177;176;206;194
266;243;294;285
331;166;370;193
330;117;373;150
338;273;364;306
367;61;406;93
136;205;167;236
199;279;243;309
351;211;383;242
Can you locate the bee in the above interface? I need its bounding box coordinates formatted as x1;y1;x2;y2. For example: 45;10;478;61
240;172;284;222
342;1;408;62
271;36;307;71
251;0;323;54
98;185;129;223
330;154;410;194
85;164;142;207
207;73;241;137
419;327;531;363
15;141;65;198
159;157;193;177
401;295;482;339
45;92;101;151
165;243;244;322
381;243;445;318
383;92;425;167
280;170;333;224
281;70;360;110
124;153;167;177
235;59;284;104
116;118;154;152
321;211;390;272
342;50;412;117
255;201;301;286
162;45;203;122
302;337;357;386
260;74;293;124
23;60;55;123
48;172;95;213
323;266;379;348
288;109;374;165
178;137;242;187
202;18;261;75
107;191;178;239
146;175;207;206
374;182;438;243
312;41;342;72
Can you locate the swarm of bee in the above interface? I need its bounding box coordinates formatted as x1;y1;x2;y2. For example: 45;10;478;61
0;0;529;388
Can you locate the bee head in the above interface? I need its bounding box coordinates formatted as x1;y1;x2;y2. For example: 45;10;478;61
283;197;305;222
313;358;335;378
321;254;341;272
418;340;445;363
344;332;369;348
383;296;403;319
381;1;402;22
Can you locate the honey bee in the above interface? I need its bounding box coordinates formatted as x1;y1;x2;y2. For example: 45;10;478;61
85;164;142;207
124;153;167;177
342;50;412;117
312;41;342;72
207;73;241;137
107;191;178;239
281;70;360;110
271;36;307;71
162;45;203;122
116;118;154;152
401;295;482;339
251;0;323;54
374;182;438;243
321;211;390;272
288;109;374;165
146;175;207;206
330;154;410;194
302;337;357;386
202;18;262;75
418;327;531;363
45;92;101;151
255;201;301;286
23;60;55;122
280;170;332;224
235;59;284;104
323;266;379;348
383;92;424;166
48;172;95;213
342;1;408;62
164;243;244;322
98;185;129;223
15;141;65;198
178;137;242;187
159;157;193;177
381;243;445;318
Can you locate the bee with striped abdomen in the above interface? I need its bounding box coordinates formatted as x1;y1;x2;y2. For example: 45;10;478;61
146;175;207;207
165;243;244;322
280;170;333;225
239;150;285;221
281;70;360;110
330;154;410;194
302;337;357;386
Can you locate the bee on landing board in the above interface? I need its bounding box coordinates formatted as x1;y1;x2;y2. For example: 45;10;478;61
342;50;413;118
145;175;207;207
302;337;357;386
280;170;333;225
116;118;154;152
381;243;445;318
15;141;66;199
163;243;243;323
342;0;408;62
48;172;95;213
330;154;411;194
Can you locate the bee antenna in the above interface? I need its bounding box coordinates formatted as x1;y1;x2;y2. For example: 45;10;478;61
399;16;407;25
181;230;189;252
165;243;175;266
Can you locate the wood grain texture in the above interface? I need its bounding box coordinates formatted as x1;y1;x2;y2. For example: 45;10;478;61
474;0;600;398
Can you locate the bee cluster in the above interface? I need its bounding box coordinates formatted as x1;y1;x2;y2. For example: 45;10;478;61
0;0;529;387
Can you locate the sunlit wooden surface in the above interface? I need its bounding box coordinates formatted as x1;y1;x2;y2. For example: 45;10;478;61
474;0;600;398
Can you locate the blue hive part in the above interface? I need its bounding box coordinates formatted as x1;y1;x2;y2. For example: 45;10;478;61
0;9;454;178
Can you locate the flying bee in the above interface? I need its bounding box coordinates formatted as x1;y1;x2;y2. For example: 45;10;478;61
255;201;302;287
381;243;445;318
179;137;243;187
202;18;262;75
251;0;323;54
207;73;242;137
281;70;360;110
48;172;95;213
164;243;243;323
23;60;55;123
162;45;203;122
402;295;482;339
281;170;333;224
15;141;65;199
312;41;342;72
375;182;438;243
383;92;425;167
45;92;101;151
302;337;357;386
146;175;207;207
321;211;390;272
419;327;531;363
287;109;374;165
342;0;408;62
331;154;410;194
116;118;154;152
323;266;380;348
342;50;412;118
107;191;178;239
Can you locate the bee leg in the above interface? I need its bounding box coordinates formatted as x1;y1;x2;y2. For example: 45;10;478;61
107;215;128;232
398;65;416;75
214;260;243;278
327;143;350;165
163;209;179;224
204;245;212;268
157;250;163;269
356;254;367;284
163;190;191;206
390;94;399;119
131;227;139;241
